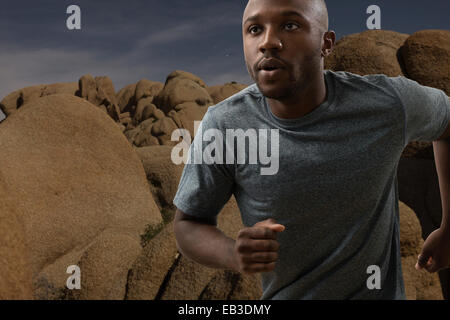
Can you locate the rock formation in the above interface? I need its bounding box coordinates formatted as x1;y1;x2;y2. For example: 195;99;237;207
125;71;213;147
0;29;448;300
0;82;78;116
325;29;449;298
400;30;450;95
399;202;443;299
325;30;409;77
0;94;162;299
0;181;33;300
125;196;262;300
207;82;248;105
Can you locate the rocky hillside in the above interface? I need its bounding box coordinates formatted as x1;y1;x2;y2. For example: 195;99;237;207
0;29;449;300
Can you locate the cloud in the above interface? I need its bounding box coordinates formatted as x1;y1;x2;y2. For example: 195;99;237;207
0;43;250;105
0;3;246;106
0;46;159;100
136;14;242;50
0;1;248;106
137;22;200;48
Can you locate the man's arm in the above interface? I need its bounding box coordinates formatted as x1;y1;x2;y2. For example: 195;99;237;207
434;123;450;229
416;121;450;272
173;208;285;274
173;209;238;270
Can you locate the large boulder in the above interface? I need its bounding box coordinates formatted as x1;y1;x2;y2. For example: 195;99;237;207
123;71;213;148
73;231;143;300
124;115;181;147
199;270;238;300
135;146;184;214
0;94;162;299
124;118;160;147
150;116;180;146
133;102;163;125
400;30;450;95
207;82;248;104
131;81;165;125
158;196;262;300
126;195;262;300
0;75;125;125
115;79;167;134
125;222;180;300
200;270;261;300
78;74;121;121
154;70;213;114
135;79;164;102
0;82;78;117
167;102;207;140
402;256;444;300
399;201;443;299
0;181;33;300
116;79;164;119
158;254;218;300
325;30;409;76
117;83;137;113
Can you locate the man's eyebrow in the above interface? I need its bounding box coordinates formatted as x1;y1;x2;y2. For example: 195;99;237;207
243;10;308;25
243;14;260;25
280;10;308;20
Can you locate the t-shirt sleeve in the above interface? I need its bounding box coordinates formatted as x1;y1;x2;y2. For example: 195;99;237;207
172;108;235;218
389;76;450;146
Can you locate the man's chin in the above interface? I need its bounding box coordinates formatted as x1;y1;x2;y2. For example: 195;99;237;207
256;83;292;100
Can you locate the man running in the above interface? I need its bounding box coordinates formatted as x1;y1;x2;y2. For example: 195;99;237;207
172;0;450;299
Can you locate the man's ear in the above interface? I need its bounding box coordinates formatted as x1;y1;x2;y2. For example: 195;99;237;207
321;30;336;57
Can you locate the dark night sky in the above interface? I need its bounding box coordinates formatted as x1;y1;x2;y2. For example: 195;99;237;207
0;0;449;120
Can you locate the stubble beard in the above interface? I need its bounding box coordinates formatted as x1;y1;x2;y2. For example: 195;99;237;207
247;52;323;102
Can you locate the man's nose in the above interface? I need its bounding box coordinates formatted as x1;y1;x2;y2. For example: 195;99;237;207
258;28;282;53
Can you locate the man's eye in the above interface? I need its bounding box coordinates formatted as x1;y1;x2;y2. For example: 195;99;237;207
284;23;300;30
249;26;261;34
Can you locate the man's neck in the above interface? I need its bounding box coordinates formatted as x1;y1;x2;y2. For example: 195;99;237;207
266;72;327;120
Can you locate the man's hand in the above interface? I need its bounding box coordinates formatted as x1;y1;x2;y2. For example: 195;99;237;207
233;218;285;274
415;227;450;273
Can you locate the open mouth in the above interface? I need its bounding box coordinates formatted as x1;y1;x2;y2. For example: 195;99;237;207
259;66;284;77
262;67;278;71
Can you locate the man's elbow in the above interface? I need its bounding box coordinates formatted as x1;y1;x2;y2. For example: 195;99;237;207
173;209;186;253
172;208;217;253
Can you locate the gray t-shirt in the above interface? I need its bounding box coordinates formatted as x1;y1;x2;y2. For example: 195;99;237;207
172;70;450;300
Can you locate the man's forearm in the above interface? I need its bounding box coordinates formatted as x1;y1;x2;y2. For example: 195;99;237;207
174;216;238;271
433;139;450;229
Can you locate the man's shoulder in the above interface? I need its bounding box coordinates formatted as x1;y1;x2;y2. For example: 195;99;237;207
206;83;263;121
326;69;401;88
326;69;406;100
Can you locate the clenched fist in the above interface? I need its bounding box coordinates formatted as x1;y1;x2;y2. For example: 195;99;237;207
233;218;285;274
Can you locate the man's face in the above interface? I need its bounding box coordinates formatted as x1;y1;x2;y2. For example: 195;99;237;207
242;0;326;100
